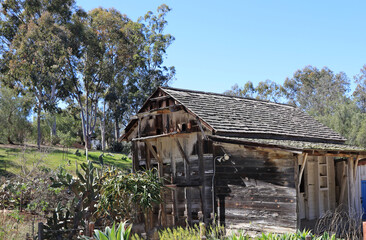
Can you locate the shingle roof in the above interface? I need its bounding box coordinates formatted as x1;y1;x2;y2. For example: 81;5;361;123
208;136;364;152
161;87;346;143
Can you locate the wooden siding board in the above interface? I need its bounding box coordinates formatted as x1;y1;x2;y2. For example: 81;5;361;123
214;142;297;231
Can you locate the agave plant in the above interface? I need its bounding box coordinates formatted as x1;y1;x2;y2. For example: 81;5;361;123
94;222;132;240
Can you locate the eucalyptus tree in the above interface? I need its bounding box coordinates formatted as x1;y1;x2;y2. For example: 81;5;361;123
0;85;33;144
6;12;72;148
283;65;350;117
87;7;136;149
97;5;175;143
1;0;76;148
353;65;366;113
127;4;175;114
224;80;285;103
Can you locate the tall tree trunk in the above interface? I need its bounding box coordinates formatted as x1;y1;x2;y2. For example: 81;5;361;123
51;115;57;138
37;105;42;149
114;116;119;142
85;135;89;161
100;101;106;151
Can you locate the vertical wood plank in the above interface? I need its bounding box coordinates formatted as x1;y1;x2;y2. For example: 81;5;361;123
156;139;167;227
197;133;206;224
132;141;139;173
339;162;347;205
38;222;43;240
145;142;151;170
294;154;300;229
327;156;336;211
314;157;319;218
186;187;192;225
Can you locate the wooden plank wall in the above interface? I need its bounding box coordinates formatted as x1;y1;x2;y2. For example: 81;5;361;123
134;132;214;228
214;142;297;233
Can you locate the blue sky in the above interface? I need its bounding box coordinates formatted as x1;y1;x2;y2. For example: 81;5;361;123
76;0;366;93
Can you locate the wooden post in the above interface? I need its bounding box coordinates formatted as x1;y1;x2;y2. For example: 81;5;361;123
132;141;139;172
348;157;355;211
38;222;44;240
339;162;347;205
145;142;151;170
197;134;207;225
298;153;308;189
186;187;192;225
294;154;300;230
89;222;95;237
85;221;89;237
219;195;225;227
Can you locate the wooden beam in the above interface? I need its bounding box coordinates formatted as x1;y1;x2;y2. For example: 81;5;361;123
137;117;141;138
175;138;190;166
132;132;178;141
196;117;207;140
145;142;151;170
298;153;308;189
136;105;183;118
348;157;355;210
132;141;139;173
353;155;361;182
197;132;207;224
339;161;347;205
145;141;162;164
149;95;171;102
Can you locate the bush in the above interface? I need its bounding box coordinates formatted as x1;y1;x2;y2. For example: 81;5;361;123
97;169;164;226
0;165;73;215
93;222;132;240
109;141;131;154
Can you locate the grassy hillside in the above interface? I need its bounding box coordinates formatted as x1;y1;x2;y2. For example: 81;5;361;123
0;144;131;177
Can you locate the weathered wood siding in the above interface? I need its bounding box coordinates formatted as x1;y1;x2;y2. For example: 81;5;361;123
214;142;297;233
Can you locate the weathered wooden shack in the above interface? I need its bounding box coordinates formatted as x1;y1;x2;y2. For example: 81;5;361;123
121;87;366;233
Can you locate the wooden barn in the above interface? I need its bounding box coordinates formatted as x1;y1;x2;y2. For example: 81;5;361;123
121;87;366;234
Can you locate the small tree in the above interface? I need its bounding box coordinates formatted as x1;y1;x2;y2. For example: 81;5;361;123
97;169;163;230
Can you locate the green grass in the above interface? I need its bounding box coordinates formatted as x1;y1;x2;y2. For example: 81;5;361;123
0;144;132;177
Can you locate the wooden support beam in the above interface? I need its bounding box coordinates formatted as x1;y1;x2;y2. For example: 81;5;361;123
353;155;361;182
149;95;171;102
348;157;355;210
196;117;207;140
145;141;162;164
298;153;308;189
339;161;347;205
197;133;207;224
137;117;141;138
186;187;192;225
175;138;190;166
135;105;183;118
145;142;151;170
132;141;139;173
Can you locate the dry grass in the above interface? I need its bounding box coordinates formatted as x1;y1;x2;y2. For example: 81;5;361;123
0;209;45;240
315;205;362;239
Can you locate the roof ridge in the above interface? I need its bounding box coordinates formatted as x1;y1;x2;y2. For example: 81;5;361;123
160;86;296;108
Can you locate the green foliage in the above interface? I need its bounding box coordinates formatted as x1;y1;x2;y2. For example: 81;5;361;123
97;169;163;223
225;80;285;103
43;203;73;240
0;86;33;144
159;226;201;240
157;227;340;240
93;222;132;240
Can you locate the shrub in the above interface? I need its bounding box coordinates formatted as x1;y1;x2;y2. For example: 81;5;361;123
97;169;164;227
93;222;132;240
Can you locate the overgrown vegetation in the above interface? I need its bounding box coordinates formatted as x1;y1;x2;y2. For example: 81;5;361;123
315;206;362;239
